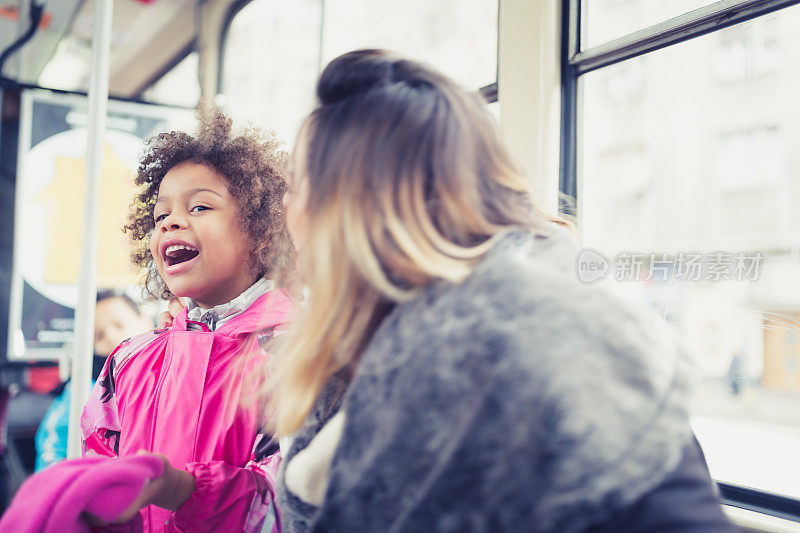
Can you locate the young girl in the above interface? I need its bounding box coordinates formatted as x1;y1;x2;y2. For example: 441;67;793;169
79;110;294;532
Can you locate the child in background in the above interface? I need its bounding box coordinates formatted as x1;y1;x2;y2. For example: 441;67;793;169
80;109;294;532
34;291;153;471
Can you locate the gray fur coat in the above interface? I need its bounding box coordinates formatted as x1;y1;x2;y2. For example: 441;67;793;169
277;228;694;532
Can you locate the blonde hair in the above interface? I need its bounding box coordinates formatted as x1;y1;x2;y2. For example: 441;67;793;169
273;50;554;435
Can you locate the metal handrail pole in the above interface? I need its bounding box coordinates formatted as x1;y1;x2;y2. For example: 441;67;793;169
66;0;114;460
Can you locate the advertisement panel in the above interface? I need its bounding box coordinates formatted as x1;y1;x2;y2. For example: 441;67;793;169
7;90;192;360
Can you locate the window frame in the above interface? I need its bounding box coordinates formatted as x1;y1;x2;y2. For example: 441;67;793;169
560;0;800;520
559;0;800;211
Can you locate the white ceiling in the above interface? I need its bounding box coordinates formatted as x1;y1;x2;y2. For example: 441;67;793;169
1;0;197;97
0;0;84;82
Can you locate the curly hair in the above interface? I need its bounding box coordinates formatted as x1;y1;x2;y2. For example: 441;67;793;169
124;108;294;301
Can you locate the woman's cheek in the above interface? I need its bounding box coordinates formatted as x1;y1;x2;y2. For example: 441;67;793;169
287;208;305;250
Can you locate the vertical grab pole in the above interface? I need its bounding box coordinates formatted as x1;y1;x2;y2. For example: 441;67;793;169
67;0;114;459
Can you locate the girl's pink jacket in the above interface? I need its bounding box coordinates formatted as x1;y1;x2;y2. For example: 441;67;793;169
80;290;292;532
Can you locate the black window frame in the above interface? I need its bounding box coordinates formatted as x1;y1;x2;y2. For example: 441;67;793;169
559;0;800;520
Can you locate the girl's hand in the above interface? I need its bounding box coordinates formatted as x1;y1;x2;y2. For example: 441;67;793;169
158;298;185;328
83;453;196;526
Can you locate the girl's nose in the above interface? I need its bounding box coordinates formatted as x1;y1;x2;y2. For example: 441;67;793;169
161;212;188;231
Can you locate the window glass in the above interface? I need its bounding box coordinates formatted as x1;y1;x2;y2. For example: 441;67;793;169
581;0;720;49
221;0;498;147
321;0;498;90
487;100;500;123
579;7;800;497
141;52;200;108
38;36;91;92
221;0;323;147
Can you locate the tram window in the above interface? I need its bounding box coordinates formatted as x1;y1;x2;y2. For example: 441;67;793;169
220;0;498;147
37;36;91;92
320;0;498;91
220;0;324;147
487;101;500;122
579;6;800;499
139;52;200;108
715;23;780;83
581;0;720;49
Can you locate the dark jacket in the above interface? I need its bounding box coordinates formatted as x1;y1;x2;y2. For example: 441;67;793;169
277;228;736;532
589;436;734;532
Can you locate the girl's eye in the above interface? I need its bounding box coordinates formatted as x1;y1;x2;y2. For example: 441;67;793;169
155;213;168;222
190;205;210;213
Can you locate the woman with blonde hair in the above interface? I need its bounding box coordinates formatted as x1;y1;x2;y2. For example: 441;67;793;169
160;49;735;532
268;49;735;532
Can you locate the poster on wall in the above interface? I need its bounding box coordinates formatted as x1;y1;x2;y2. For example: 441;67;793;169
7;90;193;361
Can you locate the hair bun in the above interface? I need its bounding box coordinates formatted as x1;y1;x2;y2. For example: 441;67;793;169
317;49;401;105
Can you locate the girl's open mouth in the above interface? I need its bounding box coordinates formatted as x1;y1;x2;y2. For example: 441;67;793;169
164;244;200;266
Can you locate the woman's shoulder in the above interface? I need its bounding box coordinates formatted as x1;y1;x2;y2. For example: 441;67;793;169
466;227;620;320
384;227;692;415
388;228;674;365
343;229;696;531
